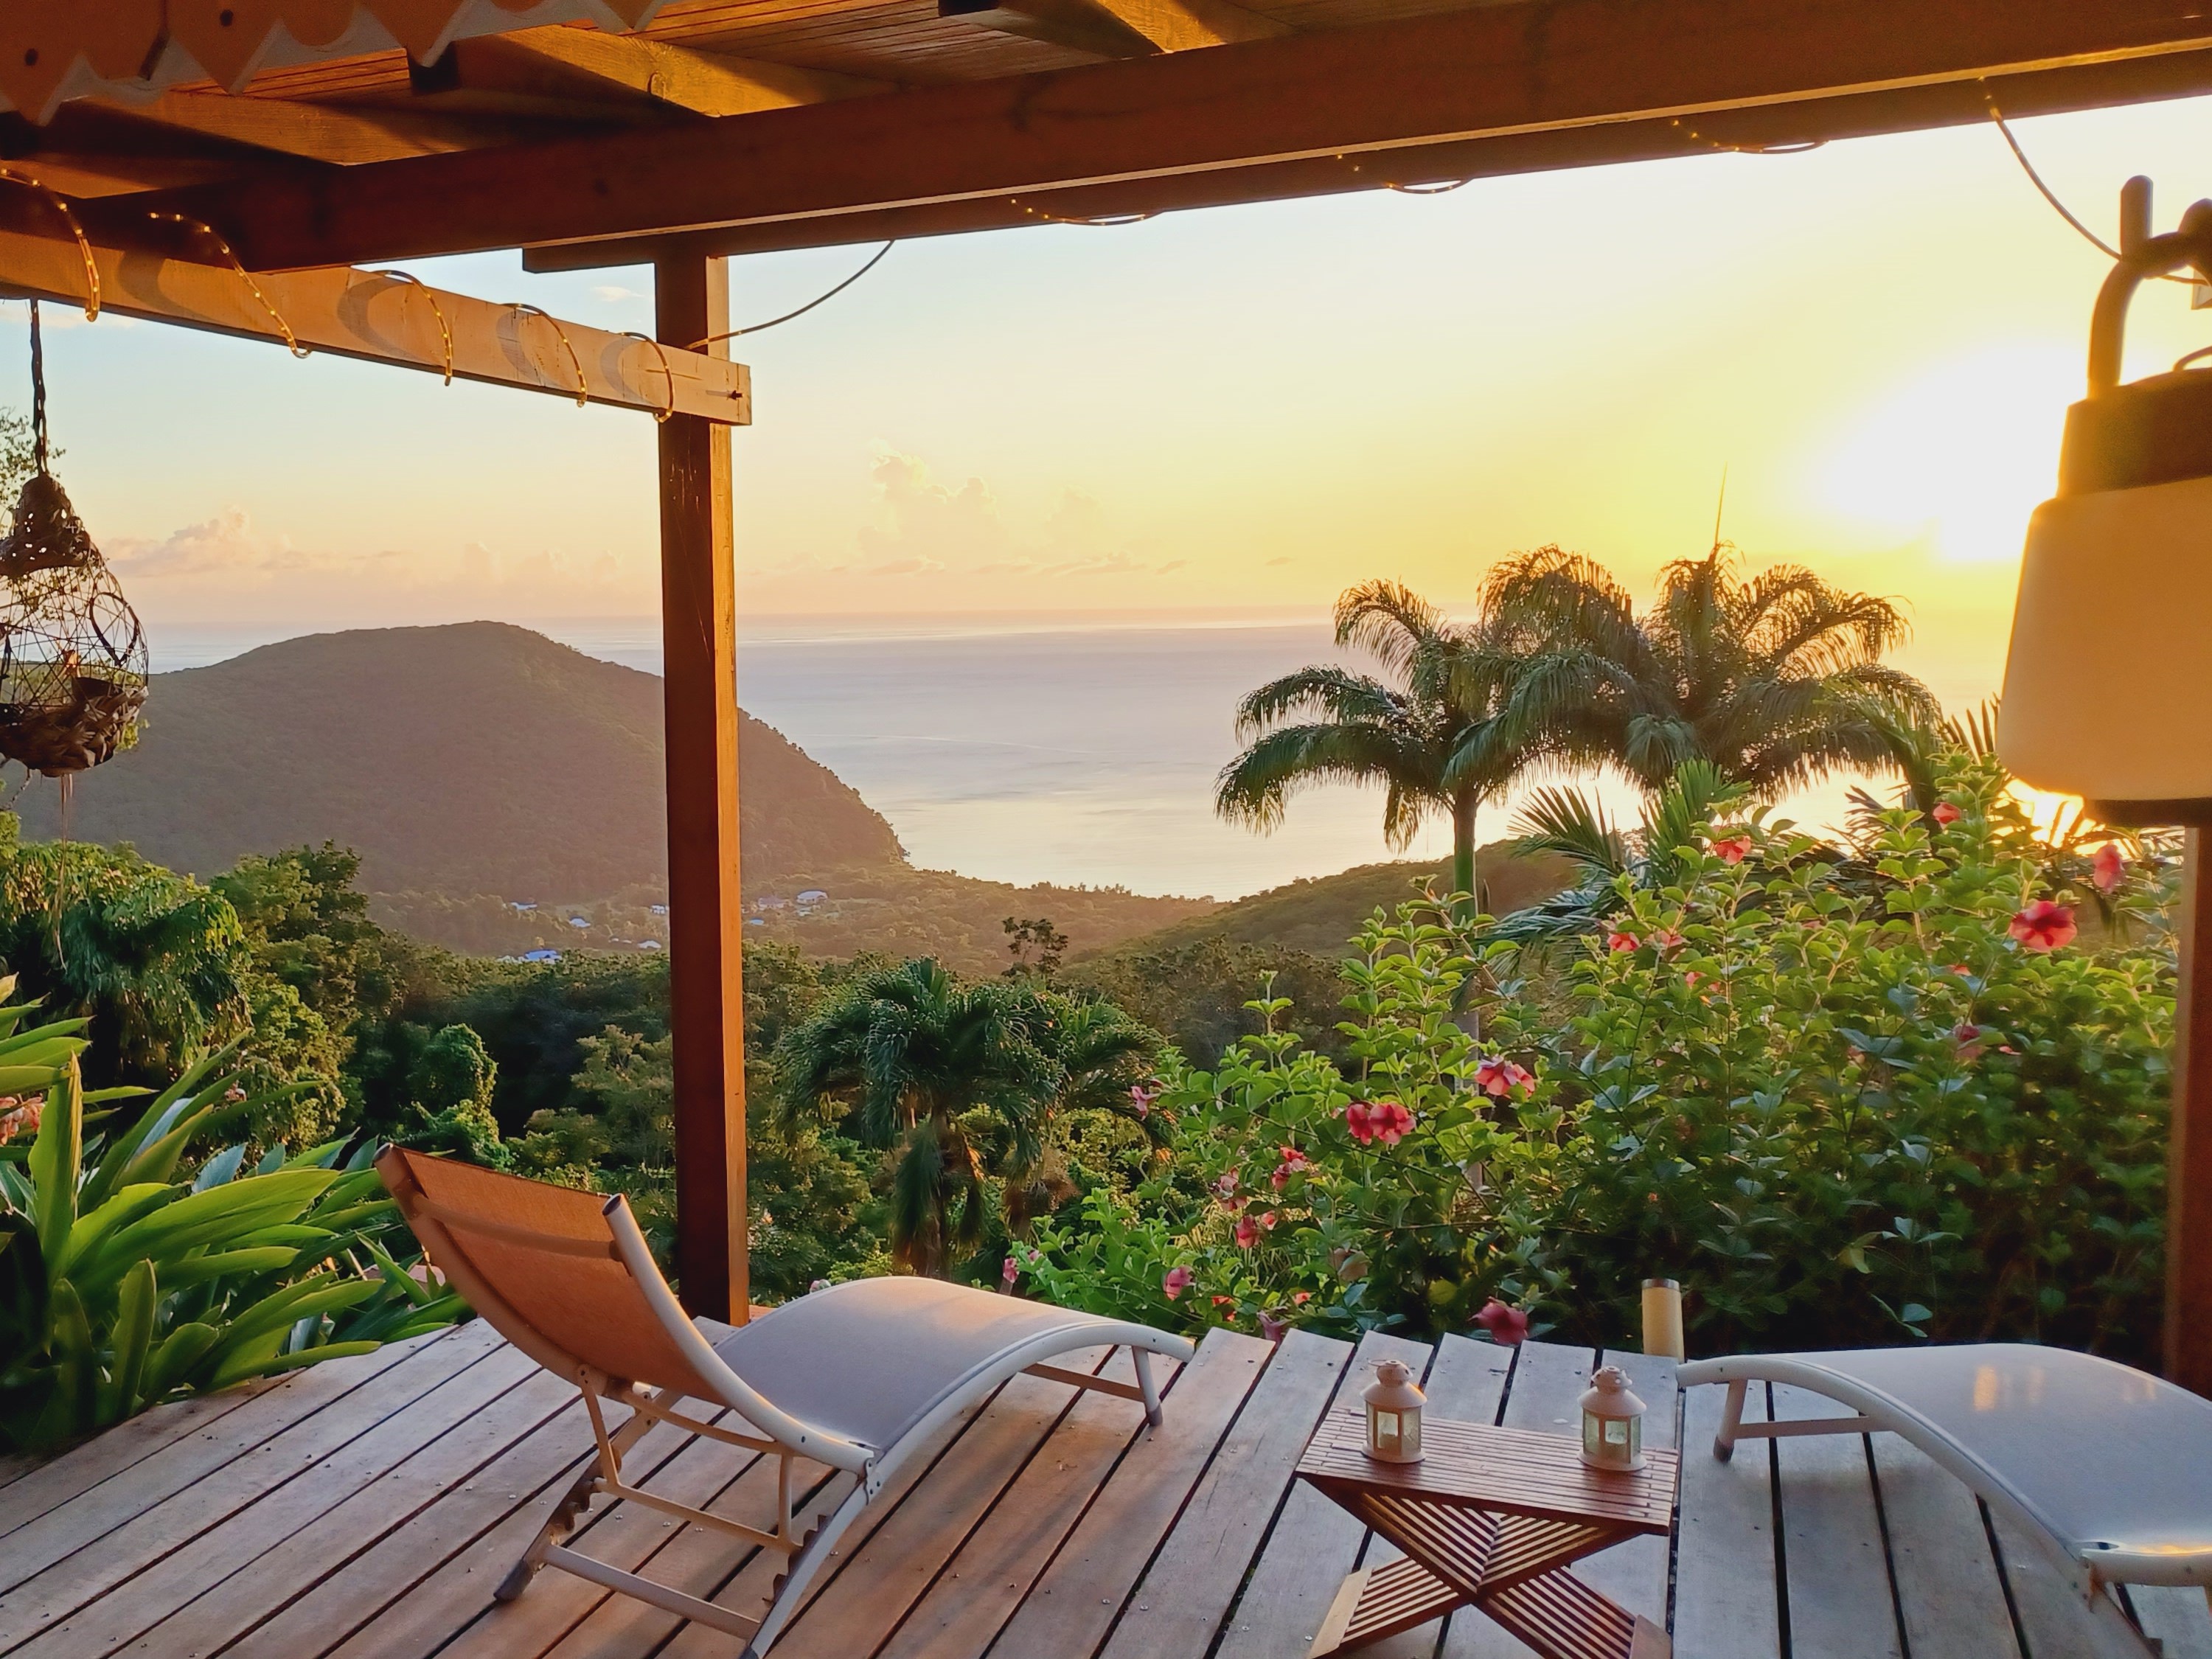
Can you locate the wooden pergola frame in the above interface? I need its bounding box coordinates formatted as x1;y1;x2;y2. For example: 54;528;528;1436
1;0;2208;1391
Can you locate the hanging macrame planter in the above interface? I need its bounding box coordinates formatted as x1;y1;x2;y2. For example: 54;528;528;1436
0;300;146;777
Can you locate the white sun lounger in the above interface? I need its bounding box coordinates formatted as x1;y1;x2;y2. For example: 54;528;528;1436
378;1147;1194;1658
1680;1344;2212;1651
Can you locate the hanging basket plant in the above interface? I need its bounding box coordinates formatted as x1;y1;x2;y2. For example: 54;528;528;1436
0;302;146;777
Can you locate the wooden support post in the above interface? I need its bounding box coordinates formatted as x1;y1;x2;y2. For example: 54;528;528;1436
656;252;748;1324
2170;830;2212;1396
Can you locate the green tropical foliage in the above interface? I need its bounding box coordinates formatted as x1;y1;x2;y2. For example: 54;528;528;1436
774;959;1161;1276
1481;543;1940;797
0;1022;462;1452
1024;748;2175;1364
1217;580;1535;907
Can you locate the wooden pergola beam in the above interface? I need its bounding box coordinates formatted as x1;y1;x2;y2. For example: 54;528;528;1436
524;46;2212;264
88;89;545;164
87;0;2212;271
0;225;751;422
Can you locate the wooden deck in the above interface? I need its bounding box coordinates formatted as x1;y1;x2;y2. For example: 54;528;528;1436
3;1316;2209;1659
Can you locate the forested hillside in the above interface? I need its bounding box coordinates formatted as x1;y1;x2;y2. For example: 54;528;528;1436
15;622;904;895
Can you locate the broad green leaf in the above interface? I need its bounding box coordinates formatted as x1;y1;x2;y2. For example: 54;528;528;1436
159;1247;302;1289
27;1068;80;1279
55;1183;174;1283
97;1260;156;1427
217;1340;380;1389
142;1321;219;1398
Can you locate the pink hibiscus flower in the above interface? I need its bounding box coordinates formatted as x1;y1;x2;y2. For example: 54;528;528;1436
1162;1266;1193;1301
1650;928;1686;953
1473;1057;1534;1098
1259;1310;1291;1343
1271;1146;1310;1189
1931;802;1962;827
1002;1256;1020;1289
2010;900;2077;953
1474;1300;1529;1346
2093;844;2126;895
1128;1082;1160;1118
1952;1022;1987;1061
1607;931;1640;953
1234;1215;1259;1249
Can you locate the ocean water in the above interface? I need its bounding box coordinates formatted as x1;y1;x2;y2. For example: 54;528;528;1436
142;614;1454;900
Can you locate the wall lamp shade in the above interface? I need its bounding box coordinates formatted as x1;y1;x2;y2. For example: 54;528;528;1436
2000;190;2212;827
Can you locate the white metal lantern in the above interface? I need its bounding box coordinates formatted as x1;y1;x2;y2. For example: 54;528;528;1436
1362;1358;1425;1464
2001;180;2212;824
1579;1365;1646;1472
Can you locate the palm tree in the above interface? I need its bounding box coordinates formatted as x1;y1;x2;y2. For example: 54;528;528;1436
771;960;1160;1275
1481;543;1939;799
1215;581;1532;908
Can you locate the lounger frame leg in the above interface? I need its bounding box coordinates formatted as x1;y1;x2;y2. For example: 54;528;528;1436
744;1474;873;1659
1134;1348;1162;1426
495;1378;662;1600
1714;1380;1747;1463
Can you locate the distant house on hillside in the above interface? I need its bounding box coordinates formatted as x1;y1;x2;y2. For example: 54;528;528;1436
797;888;829;907
639;939;663;950
521;948;562;964
568;917;591;929
512;901;538;912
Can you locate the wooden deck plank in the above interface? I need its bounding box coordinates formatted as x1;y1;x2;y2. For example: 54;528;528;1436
0;1324;507;1652
1989;1517;2157;1659
2130;1587;2212;1659
432;1408;777;1659
217;1395;597;1659
1770;1382;1904;1659
1865;1435;2020;1659
0;1324;483;1590
758;1358;1113;1659
1096;1328;1350;1659
114;1368;580;1659
1209;1332;1433;1659
1670;1374;1781;1659
987;1331;1270;1659
313;1428;616;1659
11;1339;540;1659
0;1381;291;1536
877;1352;1165;1659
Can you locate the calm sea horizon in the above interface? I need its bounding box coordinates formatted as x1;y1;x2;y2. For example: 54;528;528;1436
140;610;1949;902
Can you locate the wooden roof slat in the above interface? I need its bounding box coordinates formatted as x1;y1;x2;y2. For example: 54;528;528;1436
454;24;892;114
87;88;557;162
86;0;2212;271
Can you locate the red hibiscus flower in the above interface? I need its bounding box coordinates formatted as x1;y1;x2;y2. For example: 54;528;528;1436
1273;1146;1310;1189
1128;1082;1160;1118
1931;802;1962;827
2010;900;2077;953
1607;931;1640;953
1709;831;1753;865
1474;1300;1530;1346
1002;1256;1020;1288
1259;1211;1278;1231
1367;1100;1415;1146
2093;844;2126;895
1214;1171;1241;1208
1234;1216;1259;1249
1650;928;1686;953
1292;1290;1312;1305
1162;1266;1192;1301
1952;1022;1986;1061
1211;1294;1237;1307
1259;1310;1291;1343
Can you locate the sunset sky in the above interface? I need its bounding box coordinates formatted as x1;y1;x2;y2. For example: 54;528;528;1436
18;89;2212;723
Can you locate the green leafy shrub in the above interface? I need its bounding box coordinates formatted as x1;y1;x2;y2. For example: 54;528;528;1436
0;1023;463;1453
1023;755;2175;1364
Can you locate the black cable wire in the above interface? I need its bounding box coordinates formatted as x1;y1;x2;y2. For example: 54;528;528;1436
1983;85;2192;285
689;241;897;349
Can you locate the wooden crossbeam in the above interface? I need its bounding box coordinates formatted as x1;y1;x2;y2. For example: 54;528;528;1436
1083;0;1290;52
521;41;2212;264
83;0;2212;271
939;0;1163;62
0;229;750;423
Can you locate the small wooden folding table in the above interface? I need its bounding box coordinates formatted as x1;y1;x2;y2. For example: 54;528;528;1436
1295;1409;1677;1659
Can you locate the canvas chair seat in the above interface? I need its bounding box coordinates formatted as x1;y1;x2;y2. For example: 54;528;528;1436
712;1276;1145;1453
376;1146;1194;1658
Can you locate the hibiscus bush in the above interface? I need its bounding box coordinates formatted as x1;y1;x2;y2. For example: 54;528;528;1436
1023;754;2177;1364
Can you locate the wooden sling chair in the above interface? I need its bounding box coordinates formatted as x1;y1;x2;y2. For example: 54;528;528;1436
377;1146;1195;1658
